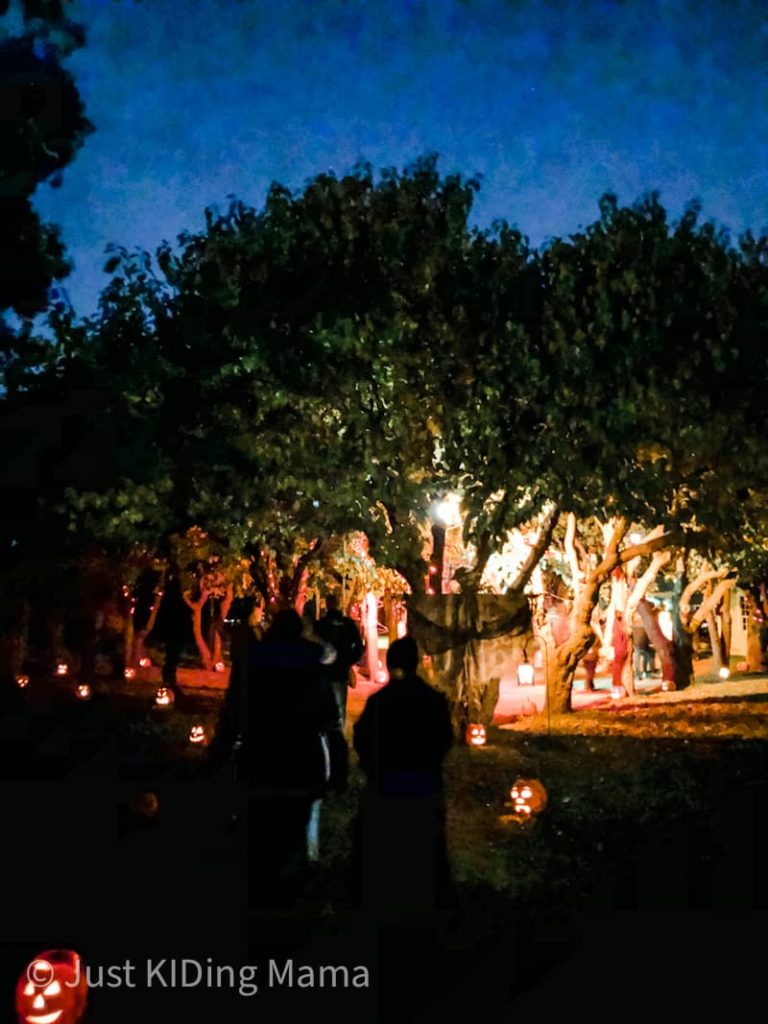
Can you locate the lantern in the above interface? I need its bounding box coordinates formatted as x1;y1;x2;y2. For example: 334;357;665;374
718;667;730;680
138;656;152;668
661;679;676;692
508;779;548;818
189;724;208;746
521;699;537;717
15;675;29;689
16;949;88;1024
75;683;91;701
517;660;535;685
466;723;487;747
155;687;174;708
214;661;226;673
55;663;68;677
124;667;136;680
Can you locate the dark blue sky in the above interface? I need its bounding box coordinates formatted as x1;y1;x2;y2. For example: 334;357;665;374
32;0;768;317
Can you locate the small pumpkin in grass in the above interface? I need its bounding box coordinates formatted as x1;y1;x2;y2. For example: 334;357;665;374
189;723;209;746
16;949;88;1024
155;687;174;708
465;723;487;747
508;778;548;818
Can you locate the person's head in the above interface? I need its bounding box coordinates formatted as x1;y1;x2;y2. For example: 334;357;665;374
386;636;419;678
265;609;303;642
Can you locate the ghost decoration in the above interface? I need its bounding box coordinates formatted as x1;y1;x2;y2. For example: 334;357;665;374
16;949;88;1024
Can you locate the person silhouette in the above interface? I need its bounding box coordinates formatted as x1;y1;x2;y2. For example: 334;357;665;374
352;635;454;917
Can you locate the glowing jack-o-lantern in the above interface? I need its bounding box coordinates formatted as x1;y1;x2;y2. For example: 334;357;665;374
155;687;174;708
661;679;676;692
124;667;136;680
133;789;159;819
75;683;91;701
15;675;29;689
508;779;548;818
138;656;152;668
55;663;68;677
214;661;226;672
466;723;487;747
189;724;208;746
16;949;88;1024
611;685;626;699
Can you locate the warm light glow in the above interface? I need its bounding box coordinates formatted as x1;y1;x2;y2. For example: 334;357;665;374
16;675;29;688
138;656;151;668
189;724;207;745
155;687;174;707
661;679;676;692
466;724;487;747
396;620;407;638
55;663;68;676
376;669;388;683
658;609;674;641
431;493;461;526
123;667;136;680
517;662;535;685
214;661;226;672
719;666;731;680
508;778;548;817
75;684;91;701
611;685;626;699
428;564;439;574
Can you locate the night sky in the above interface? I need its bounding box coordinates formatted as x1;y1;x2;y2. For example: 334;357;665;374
31;0;768;317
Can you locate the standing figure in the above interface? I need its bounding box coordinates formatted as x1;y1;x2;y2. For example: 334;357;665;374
315;595;364;728
631;614;654;678
612;611;629;688
352;636;454;916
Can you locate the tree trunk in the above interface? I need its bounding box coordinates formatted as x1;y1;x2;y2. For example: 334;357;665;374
706;610;724;673
184;594;213;670
637;599;675;683
745;595;763;671
212;585;234;665
550;579;602;714
133;578;166;665
721;595;732;664
364;592;379;681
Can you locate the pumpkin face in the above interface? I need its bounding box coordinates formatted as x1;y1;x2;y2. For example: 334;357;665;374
55;664;68;677
138;656;151;668
75;684;91;701
123;667;136;680
16;950;88;1024
155;687;174;707
16;675;29;689
133;789;160;819
189;724;208;746
509;779;548;818
214;661;226;672
466;723;487;747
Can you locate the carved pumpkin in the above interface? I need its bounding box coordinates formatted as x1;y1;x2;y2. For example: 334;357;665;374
188;724;208;746
155;687;174;708
123;667;136;680
214;661;226;672
75;684;91;701
661;679;676;692
55;663;68;677
466;723;487;747
509;779;548;818
15;675;29;689
138;656;152;668
133;789;159;819
16;949;88;1024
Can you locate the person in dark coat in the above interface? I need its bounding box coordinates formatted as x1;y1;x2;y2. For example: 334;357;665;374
315;594;364;728
235;609;339;910
352;635;454;916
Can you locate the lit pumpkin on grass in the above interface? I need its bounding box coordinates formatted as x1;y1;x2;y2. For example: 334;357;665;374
465;723;487;747
155;687;174;708
132;789;160;820
214;661;226;673
16;949;88;1024
508;779;548;818
55;663;68;677
15;675;29;689
75;683;91;701
189;724;208;746
661;679;676;692
611;685;626;700
124;667;136;680
138;656;152;668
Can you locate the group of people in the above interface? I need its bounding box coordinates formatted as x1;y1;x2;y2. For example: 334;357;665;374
581;611;658;691
209;597;454;914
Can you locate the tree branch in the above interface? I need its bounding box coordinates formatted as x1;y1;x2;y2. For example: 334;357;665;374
690;576;737;633
511;504;560;593
563;511;582;595
626;549;672;623
681;565;727;614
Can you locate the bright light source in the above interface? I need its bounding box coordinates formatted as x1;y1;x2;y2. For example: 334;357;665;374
719;666;731;680
629;532;643;545
517;662;534;686
611;685;626;699
430;493;461;526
